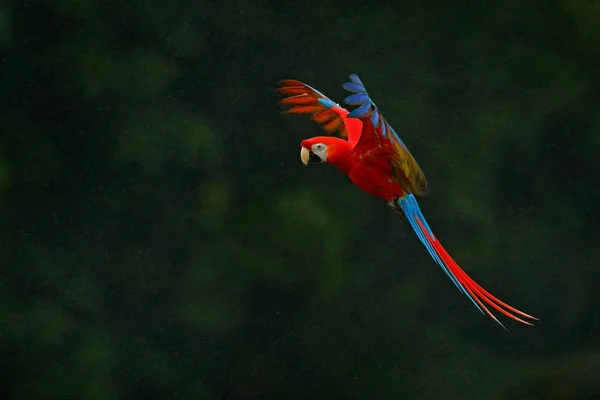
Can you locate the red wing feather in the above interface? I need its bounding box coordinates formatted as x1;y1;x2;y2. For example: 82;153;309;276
277;80;362;143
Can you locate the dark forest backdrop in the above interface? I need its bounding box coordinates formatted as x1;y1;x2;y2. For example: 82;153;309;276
1;1;599;399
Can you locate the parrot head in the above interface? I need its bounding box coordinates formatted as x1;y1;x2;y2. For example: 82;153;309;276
300;136;350;165
300;139;328;166
300;137;353;172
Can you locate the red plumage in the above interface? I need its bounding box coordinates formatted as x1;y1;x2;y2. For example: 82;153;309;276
279;75;537;328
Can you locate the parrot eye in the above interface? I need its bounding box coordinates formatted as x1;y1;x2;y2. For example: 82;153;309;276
309;143;327;163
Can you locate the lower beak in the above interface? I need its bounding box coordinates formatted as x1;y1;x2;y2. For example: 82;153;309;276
300;147;323;166
300;147;310;166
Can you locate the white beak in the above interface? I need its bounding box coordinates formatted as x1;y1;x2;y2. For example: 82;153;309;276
300;147;310;166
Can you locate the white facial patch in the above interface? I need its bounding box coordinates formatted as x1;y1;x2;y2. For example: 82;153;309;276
311;143;328;162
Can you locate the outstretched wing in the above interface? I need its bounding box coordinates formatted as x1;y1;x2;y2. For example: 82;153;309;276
343;74;428;197
277;79;362;144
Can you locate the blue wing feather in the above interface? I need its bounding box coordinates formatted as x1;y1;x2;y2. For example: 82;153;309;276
317;97;337;108
370;110;379;128
349;74;363;85
342;74;407;146
345;93;369;105
348;101;372;119
342;82;365;93
341;73;429;197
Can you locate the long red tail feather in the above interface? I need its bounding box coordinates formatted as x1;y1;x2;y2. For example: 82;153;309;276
416;218;538;328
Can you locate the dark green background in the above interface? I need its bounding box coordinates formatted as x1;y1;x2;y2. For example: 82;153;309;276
1;1;599;399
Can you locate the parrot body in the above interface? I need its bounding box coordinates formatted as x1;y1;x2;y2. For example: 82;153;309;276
278;74;537;329
302;135;405;201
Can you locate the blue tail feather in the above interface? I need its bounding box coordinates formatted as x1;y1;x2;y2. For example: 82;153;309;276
398;194;484;314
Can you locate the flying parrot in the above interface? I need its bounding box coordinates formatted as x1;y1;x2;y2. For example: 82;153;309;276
277;74;537;329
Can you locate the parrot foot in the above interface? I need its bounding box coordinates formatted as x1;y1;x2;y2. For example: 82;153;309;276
388;197;405;219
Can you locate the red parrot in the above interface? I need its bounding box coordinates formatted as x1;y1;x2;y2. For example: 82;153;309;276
277;74;537;329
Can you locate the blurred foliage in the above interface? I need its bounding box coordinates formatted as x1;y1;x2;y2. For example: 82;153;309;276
1;0;599;399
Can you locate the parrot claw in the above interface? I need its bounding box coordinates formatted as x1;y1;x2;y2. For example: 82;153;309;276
388;197;405;219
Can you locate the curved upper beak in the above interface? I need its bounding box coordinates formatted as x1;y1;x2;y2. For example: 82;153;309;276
300;147;310;166
300;146;323;166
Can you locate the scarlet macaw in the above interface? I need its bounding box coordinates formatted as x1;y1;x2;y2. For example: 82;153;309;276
278;74;537;328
